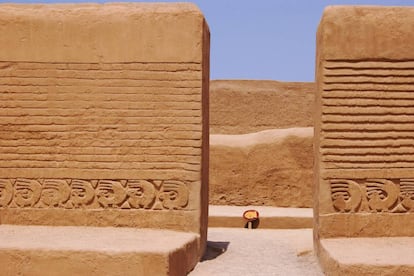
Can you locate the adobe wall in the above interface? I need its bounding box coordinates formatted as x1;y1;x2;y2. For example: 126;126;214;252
0;3;210;249
210;80;314;134
210;128;313;207
210;80;314;207
315;6;414;241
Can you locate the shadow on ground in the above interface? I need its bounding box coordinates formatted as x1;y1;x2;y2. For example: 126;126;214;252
201;241;230;261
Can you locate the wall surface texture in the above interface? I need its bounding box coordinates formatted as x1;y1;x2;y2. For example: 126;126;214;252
210;80;314;134
0;4;210;251
209;80;314;207
315;6;414;241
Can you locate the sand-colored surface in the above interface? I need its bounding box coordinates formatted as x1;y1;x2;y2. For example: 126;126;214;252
0;3;210;272
210;128;313;207
0;225;199;276
319;237;414;275
314;6;414;275
210;80;314;134
190;228;323;276
315;5;414;238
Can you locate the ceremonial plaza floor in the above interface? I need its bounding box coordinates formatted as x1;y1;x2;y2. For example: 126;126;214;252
190;206;323;276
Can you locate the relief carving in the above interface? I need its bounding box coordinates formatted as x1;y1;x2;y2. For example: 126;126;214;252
14;178;41;207
330;178;412;213
70;179;95;208
0;179;13;207
126;180;156;209
159;180;189;210
400;179;414;211
0;178;190;211
40;179;71;207
331;179;363;212
365;179;399;212
96;180;127;208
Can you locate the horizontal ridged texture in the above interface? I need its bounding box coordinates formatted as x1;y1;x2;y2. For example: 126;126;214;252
0;61;202;179
321;60;414;169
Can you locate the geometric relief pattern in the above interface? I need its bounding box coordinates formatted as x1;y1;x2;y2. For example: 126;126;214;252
0;178;189;210
330;178;414;213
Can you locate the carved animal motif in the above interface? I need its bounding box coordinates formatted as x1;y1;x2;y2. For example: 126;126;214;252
330;179;363;212
14;178;42;207
0;179;13;207
159;180;189;210
366;179;399;212
70;179;95;208
126;180;156;209
96;180;127;208
0;178;194;211
41;179;71;207
400;179;414;211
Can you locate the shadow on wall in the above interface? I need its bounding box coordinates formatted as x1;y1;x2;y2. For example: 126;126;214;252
201;241;230;261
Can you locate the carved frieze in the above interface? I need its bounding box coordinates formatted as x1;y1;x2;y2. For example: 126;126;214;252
0;178;189;210
330;178;414;213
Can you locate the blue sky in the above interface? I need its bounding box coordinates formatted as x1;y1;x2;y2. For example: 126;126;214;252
2;0;413;81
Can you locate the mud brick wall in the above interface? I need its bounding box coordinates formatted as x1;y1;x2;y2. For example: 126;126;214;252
0;3;210;247
315;6;414;241
210;80;314;134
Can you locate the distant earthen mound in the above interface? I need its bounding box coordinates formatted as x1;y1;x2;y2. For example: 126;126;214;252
210;80;315;134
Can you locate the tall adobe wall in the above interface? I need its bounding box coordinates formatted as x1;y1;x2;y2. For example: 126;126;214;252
0;3;210;257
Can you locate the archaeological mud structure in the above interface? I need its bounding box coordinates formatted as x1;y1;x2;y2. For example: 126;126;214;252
0;2;413;276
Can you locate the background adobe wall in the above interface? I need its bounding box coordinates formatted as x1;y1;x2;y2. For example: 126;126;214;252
210;80;314;134
209;80;314;207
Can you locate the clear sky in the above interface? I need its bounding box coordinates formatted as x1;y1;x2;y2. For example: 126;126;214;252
2;0;413;81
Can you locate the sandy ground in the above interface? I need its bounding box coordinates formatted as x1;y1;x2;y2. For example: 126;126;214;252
190;228;324;276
